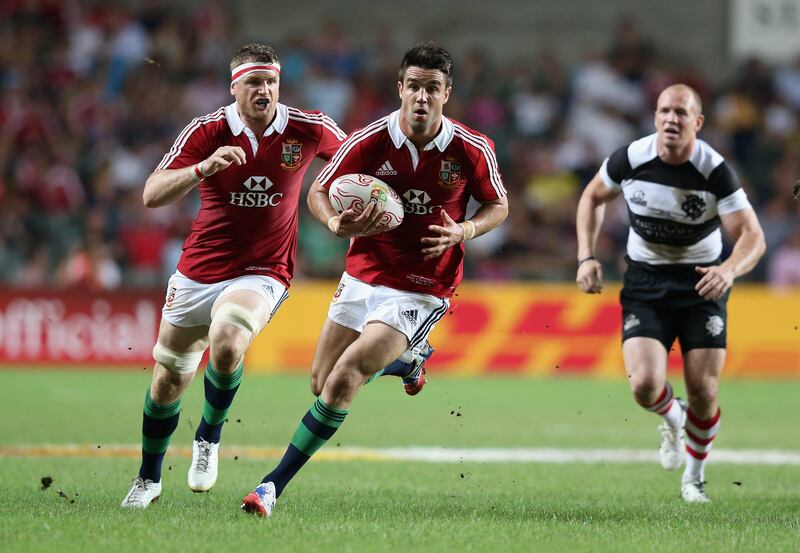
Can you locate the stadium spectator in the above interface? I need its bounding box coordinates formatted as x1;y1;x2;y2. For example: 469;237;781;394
768;229;800;288
575;84;765;503
0;2;797;287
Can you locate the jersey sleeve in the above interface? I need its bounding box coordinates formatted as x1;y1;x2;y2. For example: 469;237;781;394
467;135;507;202
712;162;752;214
316;132;367;189
155;117;215;171
599;146;631;191
314;113;347;161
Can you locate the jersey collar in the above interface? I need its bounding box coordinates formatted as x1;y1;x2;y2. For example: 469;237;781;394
225;102;289;137
387;110;454;151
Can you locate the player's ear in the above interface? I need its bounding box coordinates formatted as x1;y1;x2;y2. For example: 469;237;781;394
695;113;705;133
397;80;403;99
230;82;237;97
443;85;451;105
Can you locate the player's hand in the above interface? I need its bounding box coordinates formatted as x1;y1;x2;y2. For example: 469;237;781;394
334;200;387;238
201;146;247;177
421;210;463;261
694;265;734;300
576;259;604;294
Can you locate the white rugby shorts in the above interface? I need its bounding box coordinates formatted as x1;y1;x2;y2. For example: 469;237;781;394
161;270;288;329
328;272;449;356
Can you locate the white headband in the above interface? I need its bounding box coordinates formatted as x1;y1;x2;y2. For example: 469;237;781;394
231;61;281;84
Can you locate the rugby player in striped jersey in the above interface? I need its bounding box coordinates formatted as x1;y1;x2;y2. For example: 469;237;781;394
576;84;765;502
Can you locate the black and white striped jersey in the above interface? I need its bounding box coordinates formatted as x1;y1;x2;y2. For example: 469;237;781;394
600;133;752;266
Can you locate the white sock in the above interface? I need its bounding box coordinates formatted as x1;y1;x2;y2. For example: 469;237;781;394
662;399;684;430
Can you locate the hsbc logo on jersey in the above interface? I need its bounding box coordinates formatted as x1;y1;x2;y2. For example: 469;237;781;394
229;176;284;208
402;189;442;215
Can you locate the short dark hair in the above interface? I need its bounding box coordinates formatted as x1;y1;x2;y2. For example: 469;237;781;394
230;43;279;71
398;42;453;86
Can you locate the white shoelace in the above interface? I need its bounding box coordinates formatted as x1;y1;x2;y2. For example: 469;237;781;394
195;440;212;472
124;476;149;505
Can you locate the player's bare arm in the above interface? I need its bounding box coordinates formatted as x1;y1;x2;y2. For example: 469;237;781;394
695;208;765;300
421;197;508;261
143;145;247;208
307;179;387;238
575;172;620;294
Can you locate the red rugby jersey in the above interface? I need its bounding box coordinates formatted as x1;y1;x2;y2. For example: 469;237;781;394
317;111;506;297
156;103;345;285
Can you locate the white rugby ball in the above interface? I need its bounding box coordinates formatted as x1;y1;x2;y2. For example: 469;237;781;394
328;173;404;231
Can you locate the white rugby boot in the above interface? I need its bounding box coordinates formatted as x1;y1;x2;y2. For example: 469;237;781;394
188;439;219;492
658;398;687;470
241;482;277;517
681;474;710;503
121;476;161;508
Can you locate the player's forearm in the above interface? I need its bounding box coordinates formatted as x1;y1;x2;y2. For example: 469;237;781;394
143;166;203;208
465;199;508;240
307;182;338;227
576;195;605;259
721;227;766;278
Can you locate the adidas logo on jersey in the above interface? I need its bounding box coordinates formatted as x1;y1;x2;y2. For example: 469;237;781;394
375;161;397;176
400;309;418;325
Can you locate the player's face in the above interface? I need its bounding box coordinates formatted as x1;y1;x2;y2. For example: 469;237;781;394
397;67;451;135
654;89;704;152
231;70;280;124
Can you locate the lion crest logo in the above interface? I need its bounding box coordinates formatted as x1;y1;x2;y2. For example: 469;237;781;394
281;140;302;170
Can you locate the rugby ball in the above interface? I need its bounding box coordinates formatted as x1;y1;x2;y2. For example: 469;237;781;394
328;173;404;231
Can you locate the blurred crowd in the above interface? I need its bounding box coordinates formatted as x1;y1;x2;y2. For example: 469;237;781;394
1;1;798;292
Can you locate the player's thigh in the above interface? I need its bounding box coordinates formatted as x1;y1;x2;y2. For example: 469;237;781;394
157;318;210;351
622;336;670;388
310;318;361;395
336;321;409;379
208;275;287;356
212;276;286;332
619;295;674;385
676;297;728;354
683;347;726;399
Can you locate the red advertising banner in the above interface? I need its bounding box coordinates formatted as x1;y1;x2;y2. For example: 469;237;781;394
0;290;161;366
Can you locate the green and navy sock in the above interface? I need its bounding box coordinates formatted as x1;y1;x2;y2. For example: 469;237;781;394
375;359;415;379
261;397;348;496
195;362;243;444
139;390;181;483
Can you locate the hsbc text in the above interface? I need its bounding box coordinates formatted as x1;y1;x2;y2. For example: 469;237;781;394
404;203;441;215
229;191;284;207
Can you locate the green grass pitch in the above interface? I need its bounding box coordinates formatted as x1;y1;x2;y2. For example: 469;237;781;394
1;370;798;552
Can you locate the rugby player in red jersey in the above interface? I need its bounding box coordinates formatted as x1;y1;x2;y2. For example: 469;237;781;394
120;43;352;508
242;42;508;517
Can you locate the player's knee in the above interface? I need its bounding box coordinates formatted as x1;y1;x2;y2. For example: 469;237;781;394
325;364;361;400
208;325;247;373
686;381;717;408
628;373;661;404
153;343;203;375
